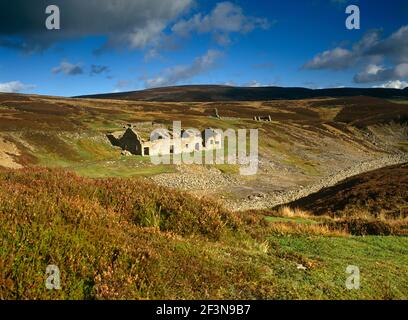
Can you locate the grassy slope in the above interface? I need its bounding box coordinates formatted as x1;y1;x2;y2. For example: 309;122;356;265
1;94;408;180
289;163;408;218
1;94;408;300
1;168;407;300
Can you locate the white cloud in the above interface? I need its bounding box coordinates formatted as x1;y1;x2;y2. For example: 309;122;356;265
0;81;36;93
247;80;262;87
374;80;408;89
145;49;222;88
303;47;354;70
223;80;276;87
126;20;166;50
395;63;408;77
304;25;408;84
223;81;236;86
0;0;194;53
303;30;382;70
354;63;408;83
368;25;408;64
52;61;84;76
172;2;270;45
90;64;110;76
244;80;274;87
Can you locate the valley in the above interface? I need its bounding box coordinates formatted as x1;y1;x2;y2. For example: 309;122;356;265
1;91;408;209
1;89;408;299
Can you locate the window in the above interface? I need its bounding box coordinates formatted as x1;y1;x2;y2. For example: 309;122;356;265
185;144;189;148
143;147;150;156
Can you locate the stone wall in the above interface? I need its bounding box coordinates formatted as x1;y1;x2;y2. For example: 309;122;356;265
107;129;143;155
108;127;223;156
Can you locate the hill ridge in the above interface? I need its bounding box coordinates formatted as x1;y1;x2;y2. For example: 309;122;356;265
76;85;408;102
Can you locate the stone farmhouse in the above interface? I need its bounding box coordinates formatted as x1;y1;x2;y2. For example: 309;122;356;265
107;125;222;156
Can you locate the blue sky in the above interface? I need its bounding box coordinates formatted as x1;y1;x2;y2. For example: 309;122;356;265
0;0;407;96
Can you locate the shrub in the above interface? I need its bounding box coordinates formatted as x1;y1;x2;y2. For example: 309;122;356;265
327;218;396;236
0;167;245;299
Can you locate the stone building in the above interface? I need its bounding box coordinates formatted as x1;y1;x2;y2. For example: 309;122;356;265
253;115;272;122
107;126;222;156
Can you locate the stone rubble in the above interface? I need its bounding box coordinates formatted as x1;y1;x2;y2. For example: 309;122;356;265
149;152;408;212
227;153;408;211
151;165;238;191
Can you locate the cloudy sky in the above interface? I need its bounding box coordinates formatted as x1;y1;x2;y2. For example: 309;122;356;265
0;0;407;96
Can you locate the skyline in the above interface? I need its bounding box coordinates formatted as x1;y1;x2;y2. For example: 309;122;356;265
0;0;407;96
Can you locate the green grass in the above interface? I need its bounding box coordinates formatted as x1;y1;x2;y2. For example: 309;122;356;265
262;139;320;176
34;156;73;168
213;164;240;175
84;115;133;132
282;157;320;176
15;130;177;178
18;129;241;178
265;216;319;225
74;138;119;161
268;235;408;299
71;161;176;178
0;105;13;110
1;168;407;300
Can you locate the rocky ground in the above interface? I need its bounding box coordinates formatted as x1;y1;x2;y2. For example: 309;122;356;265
226;153;408;211
151;164;238;191
1;93;408;212
150;153;408;211
0;136;22;169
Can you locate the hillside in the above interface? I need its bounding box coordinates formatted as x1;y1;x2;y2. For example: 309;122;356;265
1;167;408;299
1;93;408;299
287;163;408;219
77;85;408;102
1;92;408;210
2;0;408;303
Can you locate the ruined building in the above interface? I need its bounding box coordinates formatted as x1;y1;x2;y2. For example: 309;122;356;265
253;115;272;122
107;126;222;156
